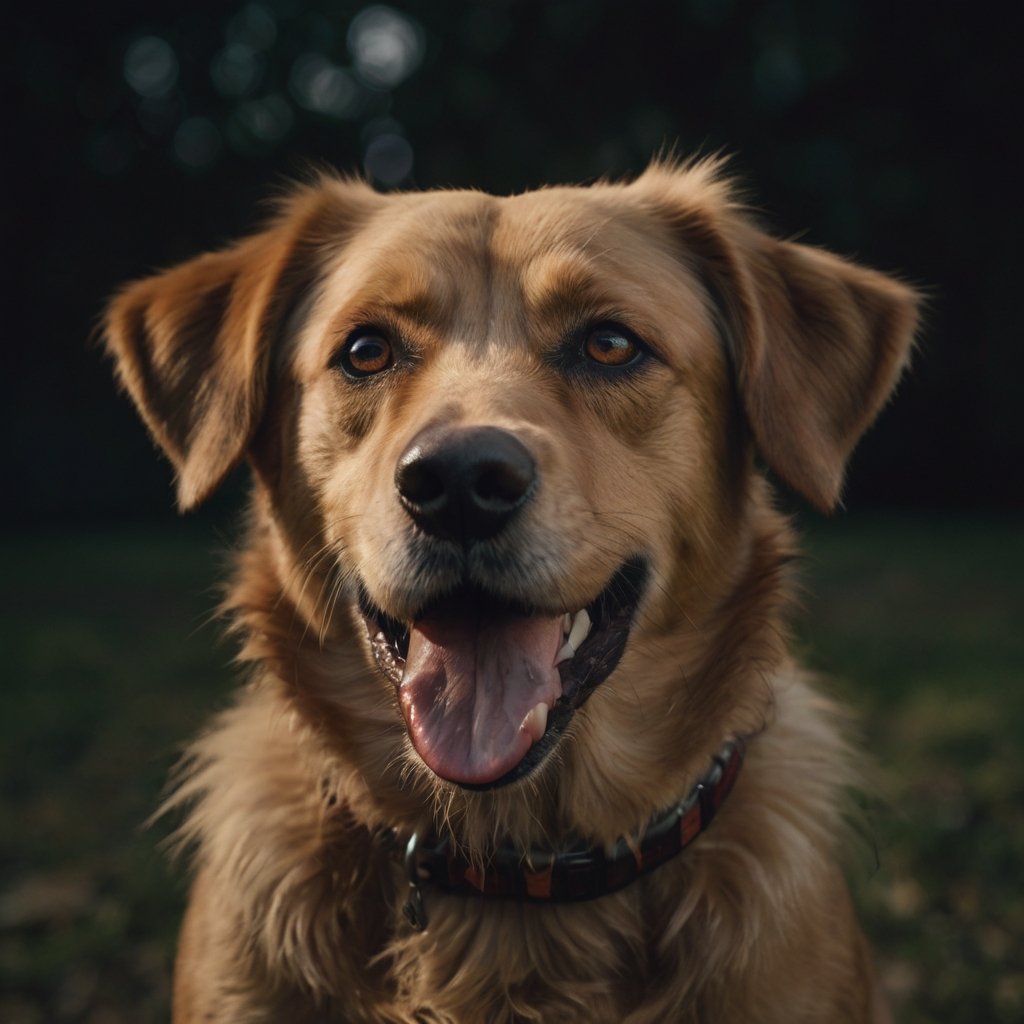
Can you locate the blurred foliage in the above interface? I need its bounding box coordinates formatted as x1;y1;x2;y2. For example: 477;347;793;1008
1;517;1022;1021
4;0;1023;525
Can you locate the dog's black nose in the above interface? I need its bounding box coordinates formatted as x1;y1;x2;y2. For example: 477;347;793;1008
395;426;537;542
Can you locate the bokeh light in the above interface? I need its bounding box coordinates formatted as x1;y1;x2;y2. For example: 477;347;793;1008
210;43;266;98
363;128;414;185
289;54;362;118
228;93;294;153
108;5;427;178
226;3;277;52
123;36;179;99
347;6;423;88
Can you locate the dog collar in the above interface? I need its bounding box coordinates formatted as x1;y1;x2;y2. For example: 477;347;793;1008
401;737;745;930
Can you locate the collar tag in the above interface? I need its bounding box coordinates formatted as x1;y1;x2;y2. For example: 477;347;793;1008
402;832;429;931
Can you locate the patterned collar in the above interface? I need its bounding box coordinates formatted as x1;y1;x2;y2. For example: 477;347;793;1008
401;737;746;930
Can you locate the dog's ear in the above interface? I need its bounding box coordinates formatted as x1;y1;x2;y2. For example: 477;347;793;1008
104;180;374;510
640;162;920;511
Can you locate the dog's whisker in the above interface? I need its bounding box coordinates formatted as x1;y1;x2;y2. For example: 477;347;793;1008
276;537;342;642
296;546;346;650
318;556;360;650
317;562;346;649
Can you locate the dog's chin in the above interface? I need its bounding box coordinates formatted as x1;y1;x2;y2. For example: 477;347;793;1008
357;557;649;791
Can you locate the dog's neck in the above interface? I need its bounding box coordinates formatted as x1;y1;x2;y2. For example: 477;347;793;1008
397;735;747;930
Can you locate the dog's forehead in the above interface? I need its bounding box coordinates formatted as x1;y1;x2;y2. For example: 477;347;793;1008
375;185;655;256
309;184;697;351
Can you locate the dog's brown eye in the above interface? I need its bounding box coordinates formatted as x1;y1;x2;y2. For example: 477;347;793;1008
583;327;641;367
338;332;393;378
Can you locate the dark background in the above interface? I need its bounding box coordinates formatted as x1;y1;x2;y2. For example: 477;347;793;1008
6;0;1022;526
4;4;1023;1023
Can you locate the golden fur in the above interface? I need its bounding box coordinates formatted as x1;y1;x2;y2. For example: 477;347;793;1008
104;160;918;1022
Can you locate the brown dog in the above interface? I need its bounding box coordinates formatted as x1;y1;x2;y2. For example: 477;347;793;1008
105;159;917;1022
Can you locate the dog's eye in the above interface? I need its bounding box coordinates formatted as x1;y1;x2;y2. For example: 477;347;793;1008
583;326;642;368
337;331;393;378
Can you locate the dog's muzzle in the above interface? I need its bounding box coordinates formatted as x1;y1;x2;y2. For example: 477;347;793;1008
356;424;649;789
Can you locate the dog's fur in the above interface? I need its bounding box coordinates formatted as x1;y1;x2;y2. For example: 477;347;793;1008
105;160;918;1023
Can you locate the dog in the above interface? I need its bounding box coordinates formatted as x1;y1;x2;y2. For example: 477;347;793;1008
104;158;918;1022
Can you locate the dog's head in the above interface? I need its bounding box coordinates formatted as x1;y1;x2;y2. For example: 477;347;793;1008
105;161;917;829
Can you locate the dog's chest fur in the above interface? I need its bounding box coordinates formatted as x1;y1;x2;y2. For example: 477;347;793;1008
180;680;868;1024
171;520;872;1024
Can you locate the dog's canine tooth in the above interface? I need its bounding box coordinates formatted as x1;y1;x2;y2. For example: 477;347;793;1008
567;608;591;651
521;702;549;742
554;640;575;665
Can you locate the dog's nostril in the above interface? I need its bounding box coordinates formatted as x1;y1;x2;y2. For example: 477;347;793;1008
396;454;446;507
473;461;532;508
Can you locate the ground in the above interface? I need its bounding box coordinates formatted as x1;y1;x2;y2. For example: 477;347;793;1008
1;513;1021;1023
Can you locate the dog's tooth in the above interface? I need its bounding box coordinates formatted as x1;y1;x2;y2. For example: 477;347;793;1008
562;612;572;635
554;640;575;665
522;702;549;743
567;608;591;651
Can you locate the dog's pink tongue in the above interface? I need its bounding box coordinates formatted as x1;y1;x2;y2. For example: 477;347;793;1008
399;596;563;785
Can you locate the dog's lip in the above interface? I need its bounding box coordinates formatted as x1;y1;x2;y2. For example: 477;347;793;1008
357;557;649;789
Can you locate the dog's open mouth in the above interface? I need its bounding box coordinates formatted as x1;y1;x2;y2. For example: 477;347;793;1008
358;558;648;789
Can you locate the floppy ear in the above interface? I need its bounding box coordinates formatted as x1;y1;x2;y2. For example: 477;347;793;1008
104;180;374;510
712;226;920;511
640;162;920;511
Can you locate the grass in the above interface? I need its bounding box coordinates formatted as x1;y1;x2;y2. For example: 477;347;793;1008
1;514;1021;1022
796;514;1024;1023
0;529;230;1023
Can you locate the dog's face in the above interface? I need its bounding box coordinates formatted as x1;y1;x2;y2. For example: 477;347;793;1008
285;186;744;790
105;162;917;836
